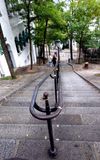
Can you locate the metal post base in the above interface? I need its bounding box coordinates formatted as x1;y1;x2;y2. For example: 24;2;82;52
48;148;57;158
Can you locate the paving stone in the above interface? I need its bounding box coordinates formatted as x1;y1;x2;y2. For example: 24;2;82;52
93;142;100;160
53;114;82;125
81;114;100;125
55;125;100;142
0;139;19;160
0;124;48;139
15;140;95;160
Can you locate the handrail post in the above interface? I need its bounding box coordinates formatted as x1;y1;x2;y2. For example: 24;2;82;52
58;47;60;75
43;92;57;157
57;47;60;85
54;70;57;104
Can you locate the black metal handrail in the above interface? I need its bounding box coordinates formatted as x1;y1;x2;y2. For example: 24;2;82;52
29;65;62;120
30;55;62;157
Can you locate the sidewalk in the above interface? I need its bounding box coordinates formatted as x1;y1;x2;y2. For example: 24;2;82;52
0;65;51;103
73;63;100;90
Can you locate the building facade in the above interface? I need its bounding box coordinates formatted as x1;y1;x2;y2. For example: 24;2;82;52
0;0;36;77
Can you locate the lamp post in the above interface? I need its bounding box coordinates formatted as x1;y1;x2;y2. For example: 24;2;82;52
55;40;61;82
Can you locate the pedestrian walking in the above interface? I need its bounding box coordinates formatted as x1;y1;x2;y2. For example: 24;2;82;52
52;52;57;67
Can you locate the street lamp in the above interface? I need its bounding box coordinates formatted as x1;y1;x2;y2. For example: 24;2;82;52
55;40;61;82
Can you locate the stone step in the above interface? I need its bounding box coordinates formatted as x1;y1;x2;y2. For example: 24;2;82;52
9;90;55;99
5;99;99;108
16;140;96;160
1;98;54;107
63;97;100;103
0;139;98;160
1;101;30;107
0;108;81;124
6;97;32;102
0;106;29;113
22;78;54;91
62;91;100;97
1;110;100;125
15;141;100;160
55;114;100;125
10;91;35;97
63;102;100;107
54;125;100;142
1;90;55;106
62;107;100;114
0;124;100;142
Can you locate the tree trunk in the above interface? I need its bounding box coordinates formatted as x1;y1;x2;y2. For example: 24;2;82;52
43;19;48;64
70;36;73;60
78;40;82;64
0;24;16;79
27;0;33;70
29;35;33;69
48;45;51;55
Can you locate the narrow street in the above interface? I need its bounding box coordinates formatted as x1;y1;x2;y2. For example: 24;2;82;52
0;61;100;160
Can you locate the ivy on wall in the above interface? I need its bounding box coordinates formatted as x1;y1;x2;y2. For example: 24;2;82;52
0;40;3;55
14;29;29;53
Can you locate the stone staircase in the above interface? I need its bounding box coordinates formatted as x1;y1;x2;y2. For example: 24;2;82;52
0;65;100;160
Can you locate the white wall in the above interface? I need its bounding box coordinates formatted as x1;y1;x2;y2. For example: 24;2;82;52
0;0;19;76
0;1;19;67
11;18;36;67
69;40;78;51
0;54;10;77
0;0;37;77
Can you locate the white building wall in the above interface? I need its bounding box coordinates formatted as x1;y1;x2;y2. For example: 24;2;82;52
69;39;78;51
0;55;10;76
0;0;37;77
0;1;19;67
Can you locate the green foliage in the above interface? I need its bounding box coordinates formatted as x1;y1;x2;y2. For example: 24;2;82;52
64;0;100;48
0;76;12;80
32;0;66;46
6;0;100;51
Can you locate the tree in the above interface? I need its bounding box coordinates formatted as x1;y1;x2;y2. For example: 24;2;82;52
72;0;100;62
64;0;77;60
64;0;100;62
33;0;65;63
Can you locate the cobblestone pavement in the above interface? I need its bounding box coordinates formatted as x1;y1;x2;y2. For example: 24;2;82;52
0;62;100;160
